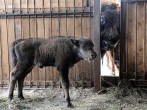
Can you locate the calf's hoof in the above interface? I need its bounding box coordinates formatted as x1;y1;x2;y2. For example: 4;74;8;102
18;96;25;100
8;96;13;102
66;103;74;108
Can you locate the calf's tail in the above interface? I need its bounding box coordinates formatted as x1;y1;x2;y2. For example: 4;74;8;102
10;39;24;66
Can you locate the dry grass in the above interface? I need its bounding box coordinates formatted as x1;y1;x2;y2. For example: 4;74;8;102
0;87;147;110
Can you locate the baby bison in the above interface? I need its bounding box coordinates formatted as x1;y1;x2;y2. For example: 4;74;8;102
8;36;97;107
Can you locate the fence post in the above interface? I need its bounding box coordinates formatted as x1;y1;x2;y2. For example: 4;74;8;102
93;0;101;92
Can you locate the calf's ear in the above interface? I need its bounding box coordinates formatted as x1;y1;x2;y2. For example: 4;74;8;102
71;39;79;47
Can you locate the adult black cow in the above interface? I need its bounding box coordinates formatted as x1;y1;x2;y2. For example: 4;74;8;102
100;9;120;57
8;36;97;107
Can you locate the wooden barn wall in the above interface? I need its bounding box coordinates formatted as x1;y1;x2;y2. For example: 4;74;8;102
121;0;147;81
0;0;95;88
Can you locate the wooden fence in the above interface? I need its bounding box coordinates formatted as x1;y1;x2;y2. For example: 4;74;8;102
121;0;147;86
0;0;100;89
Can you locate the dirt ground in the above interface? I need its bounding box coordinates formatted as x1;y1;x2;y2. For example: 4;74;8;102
0;86;147;110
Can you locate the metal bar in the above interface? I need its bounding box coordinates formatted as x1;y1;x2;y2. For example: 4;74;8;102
27;0;32;88
34;0;39;88
81;0;84;86
0;12;93;18
93;0;101;92
42;0;46;88
50;0;54;84
89;0;92;86
73;0;76;84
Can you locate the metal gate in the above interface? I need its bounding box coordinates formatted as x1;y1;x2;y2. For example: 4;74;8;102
121;0;147;86
0;0;100;90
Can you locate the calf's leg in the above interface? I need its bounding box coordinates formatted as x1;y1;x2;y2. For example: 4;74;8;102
8;68;17;100
17;66;34;100
8;64;33;101
17;77;25;100
59;68;74;108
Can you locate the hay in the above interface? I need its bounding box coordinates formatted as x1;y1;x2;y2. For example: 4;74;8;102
0;87;147;110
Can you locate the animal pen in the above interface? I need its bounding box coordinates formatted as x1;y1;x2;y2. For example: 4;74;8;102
0;0;100;90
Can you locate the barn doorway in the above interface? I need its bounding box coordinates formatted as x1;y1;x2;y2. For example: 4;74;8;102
100;0;120;77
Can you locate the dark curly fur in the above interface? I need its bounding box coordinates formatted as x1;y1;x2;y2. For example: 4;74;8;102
8;36;97;108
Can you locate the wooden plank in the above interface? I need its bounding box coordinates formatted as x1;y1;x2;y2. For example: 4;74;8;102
51;0;58;8
0;0;5;13
120;2;127;79
75;17;81;36
13;0;20;12
44;18;51;37
0;18;2;81
60;0;66;36
93;0;100;91
136;2;145;78
21;0;27;13
14;18;22;39
125;3;136;78
5;0;13;13
28;0;35;13
60;17;66;36
127;3;136;76
22;18;29;38
35;0;43;9
67;18;74;36
52;18;59;36
145;3;147;78
1;18;9;81
7;18;15;72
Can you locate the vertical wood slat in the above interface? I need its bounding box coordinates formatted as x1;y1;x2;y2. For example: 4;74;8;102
120;2;126;79
145;2;147;79
144;2;146;80
0;18;2;85
125;3;128;78
1;18;9;81
127;3;136;78
136;2;145;79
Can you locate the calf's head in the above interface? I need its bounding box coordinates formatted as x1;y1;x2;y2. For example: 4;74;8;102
71;38;97;62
